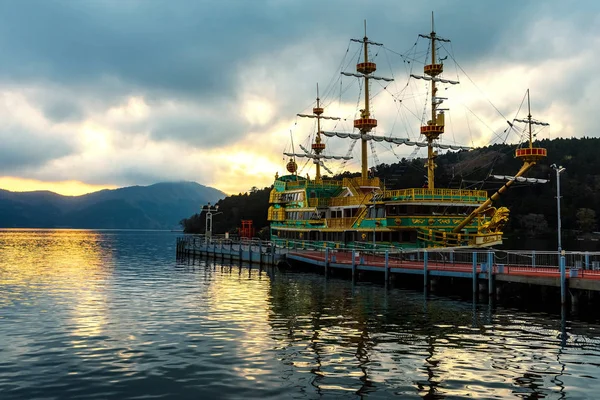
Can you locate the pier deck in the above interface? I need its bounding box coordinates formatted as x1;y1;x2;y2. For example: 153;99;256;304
177;235;600;307
287;249;600;290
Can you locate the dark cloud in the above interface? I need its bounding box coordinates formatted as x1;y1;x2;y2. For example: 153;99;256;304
148;110;246;148
0;1;567;99
0;126;74;171
0;0;596;190
38;96;86;123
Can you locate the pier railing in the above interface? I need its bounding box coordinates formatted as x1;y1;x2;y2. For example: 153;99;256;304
177;235;287;256
177;235;600;271
278;239;600;270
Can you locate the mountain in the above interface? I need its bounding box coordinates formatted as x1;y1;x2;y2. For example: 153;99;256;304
0;181;226;229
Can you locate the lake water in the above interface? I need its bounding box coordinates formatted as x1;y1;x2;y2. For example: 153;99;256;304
1;229;600;399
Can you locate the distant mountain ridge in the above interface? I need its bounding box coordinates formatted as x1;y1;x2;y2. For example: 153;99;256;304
0;181;226;229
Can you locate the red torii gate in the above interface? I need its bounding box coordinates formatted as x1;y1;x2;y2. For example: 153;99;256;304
240;220;255;239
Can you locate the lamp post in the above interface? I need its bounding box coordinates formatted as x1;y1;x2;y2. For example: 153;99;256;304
370;190;377;250
203;202;221;244
551;164;566;253
551;163;566;305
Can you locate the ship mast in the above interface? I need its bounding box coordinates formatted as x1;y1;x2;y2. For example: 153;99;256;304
342;21;392;180
288;85;347;182
360;21;372;179
313;86;326;182
452;89;548;233
415;12;456;189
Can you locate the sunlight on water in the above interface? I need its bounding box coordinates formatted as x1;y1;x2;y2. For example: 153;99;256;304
1;229;600;399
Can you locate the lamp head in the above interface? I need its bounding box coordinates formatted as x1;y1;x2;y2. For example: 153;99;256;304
215;205;219;210
550;163;557;169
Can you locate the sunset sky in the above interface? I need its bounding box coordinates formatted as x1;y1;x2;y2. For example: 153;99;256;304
0;0;598;196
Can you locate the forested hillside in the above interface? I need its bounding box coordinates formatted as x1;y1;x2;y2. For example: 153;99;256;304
181;137;600;241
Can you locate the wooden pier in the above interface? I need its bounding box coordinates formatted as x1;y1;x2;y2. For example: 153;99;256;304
176;236;288;266
176;236;600;308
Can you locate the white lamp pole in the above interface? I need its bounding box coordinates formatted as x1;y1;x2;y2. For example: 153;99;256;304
551;163;567;305
551;164;566;253
203;202;220;243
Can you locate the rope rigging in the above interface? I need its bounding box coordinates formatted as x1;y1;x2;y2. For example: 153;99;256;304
283;26;548;190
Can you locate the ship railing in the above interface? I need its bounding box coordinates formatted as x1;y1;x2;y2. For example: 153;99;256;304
308;198;331;207
307;179;344;188
327;217;355;229
285;181;307;189
267;207;285;221
329;196;366;207
383;188;487;203
269;190;285;203
343;177;381;188
284;179;345;191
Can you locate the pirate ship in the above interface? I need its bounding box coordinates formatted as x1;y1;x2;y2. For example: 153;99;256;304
267;17;547;249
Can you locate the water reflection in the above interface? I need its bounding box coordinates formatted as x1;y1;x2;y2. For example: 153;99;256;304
0;229;113;336
266;270;600;398
2;230;600;399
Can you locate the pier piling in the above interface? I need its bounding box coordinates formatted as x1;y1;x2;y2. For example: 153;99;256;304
487;251;494;301
560;254;566;305
325;247;329;276
177;236;600;311
423;250;429;292
384;250;389;287
352;250;356;282
472;252;477;297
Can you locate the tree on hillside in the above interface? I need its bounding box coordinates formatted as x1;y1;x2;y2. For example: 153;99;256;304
576;208;597;233
180;137;600;238
519;213;549;237
180;187;271;235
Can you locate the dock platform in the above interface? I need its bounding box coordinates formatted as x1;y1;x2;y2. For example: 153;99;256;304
176;235;600;307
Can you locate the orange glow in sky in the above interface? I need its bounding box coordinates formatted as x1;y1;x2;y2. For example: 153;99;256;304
0;177;117;196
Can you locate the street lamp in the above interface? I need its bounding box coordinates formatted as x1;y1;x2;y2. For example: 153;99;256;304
203;202;221;243
551;163;567;305
550;164;566;253
370;190;378;250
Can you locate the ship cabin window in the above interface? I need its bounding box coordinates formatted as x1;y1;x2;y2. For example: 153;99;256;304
407;205;429;215
344;208;355;218
277;230;309;240
330;209;343;219
388;205;407;215
323;232;343;242
282;192;304;202
438;206;469;216
445;206;459;215
287;211;314;220
367;206;386;218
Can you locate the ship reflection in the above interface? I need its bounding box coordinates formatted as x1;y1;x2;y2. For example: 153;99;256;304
266;270;580;399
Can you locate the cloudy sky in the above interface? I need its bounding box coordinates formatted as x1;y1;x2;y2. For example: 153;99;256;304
0;0;598;196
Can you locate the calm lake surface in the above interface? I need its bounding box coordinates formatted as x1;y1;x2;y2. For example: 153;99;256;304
1;229;600;399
